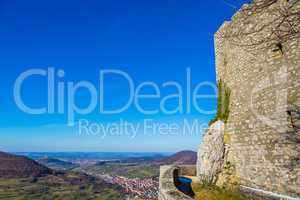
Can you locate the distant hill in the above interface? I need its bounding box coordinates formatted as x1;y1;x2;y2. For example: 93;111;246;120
37;157;79;170
0;152;53;178
84;151;197;180
120;154;166;164
93;151;197;166
154;150;197;165
0;152;126;199
0;170;126;200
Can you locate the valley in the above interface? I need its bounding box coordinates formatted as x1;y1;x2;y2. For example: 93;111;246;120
0;151;197;200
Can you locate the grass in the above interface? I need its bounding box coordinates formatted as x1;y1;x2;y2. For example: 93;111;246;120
209;79;231;125
82;163;159;179
0;173;124;200
192;183;248;200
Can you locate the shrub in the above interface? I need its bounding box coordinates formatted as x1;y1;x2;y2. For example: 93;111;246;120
209;80;231;125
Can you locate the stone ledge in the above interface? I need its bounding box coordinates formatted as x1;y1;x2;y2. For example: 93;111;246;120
158;165;196;200
240;186;300;200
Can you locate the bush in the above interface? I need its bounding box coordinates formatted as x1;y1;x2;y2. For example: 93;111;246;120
209;80;231;125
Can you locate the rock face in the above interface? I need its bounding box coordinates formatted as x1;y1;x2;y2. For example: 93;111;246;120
197;120;225;184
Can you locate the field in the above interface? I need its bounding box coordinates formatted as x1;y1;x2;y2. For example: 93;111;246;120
0;173;125;200
81;163;160;179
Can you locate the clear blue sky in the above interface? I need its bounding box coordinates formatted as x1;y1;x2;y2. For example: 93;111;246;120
0;0;249;152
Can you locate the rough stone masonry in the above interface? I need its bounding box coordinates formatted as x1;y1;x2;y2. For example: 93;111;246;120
159;1;300;199
211;0;300;198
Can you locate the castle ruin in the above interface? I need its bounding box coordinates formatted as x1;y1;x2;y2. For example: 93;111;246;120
159;0;300;199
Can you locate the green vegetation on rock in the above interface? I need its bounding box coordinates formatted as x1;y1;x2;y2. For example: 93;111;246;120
210;80;231;125
192;183;248;200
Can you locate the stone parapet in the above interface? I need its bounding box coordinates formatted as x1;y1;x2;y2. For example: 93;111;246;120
158;165;195;200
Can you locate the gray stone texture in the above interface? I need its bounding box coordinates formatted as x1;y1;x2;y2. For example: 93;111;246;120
158;165;195;200
197;120;225;184
215;0;300;198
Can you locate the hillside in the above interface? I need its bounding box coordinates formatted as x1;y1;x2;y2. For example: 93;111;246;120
37;157;79;170
0;152;126;199
83;151;197;179
0;152;53;178
0;172;126;200
154;151;197;165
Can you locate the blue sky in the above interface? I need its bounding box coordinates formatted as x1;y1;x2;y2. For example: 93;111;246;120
0;0;249;152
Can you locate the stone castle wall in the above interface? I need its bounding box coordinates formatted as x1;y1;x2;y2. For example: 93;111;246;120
158;165;195;200
214;0;300;198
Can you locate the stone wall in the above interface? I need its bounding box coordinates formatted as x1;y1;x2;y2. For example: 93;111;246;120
158;165;195;200
214;0;300;198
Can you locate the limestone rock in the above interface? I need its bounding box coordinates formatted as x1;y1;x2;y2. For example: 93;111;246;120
197;120;225;184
